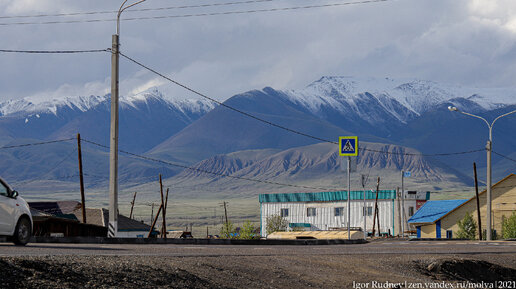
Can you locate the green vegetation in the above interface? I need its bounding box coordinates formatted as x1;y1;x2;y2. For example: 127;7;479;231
265;214;288;235
456;212;477;240
502;212;516;239
238;220;259;240
220;221;236;239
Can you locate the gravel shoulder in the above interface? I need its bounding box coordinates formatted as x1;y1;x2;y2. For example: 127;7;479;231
1;252;516;288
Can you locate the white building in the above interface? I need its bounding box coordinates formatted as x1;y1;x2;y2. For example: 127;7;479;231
259;190;429;237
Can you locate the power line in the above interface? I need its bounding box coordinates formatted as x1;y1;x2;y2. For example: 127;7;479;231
81;138;337;191
0;138;74;150
119;51;341;144
11;147;78;186
428;185;516;194
0;0;277;19
119;51;487;158
493;151;516;164
359;147;486;157
0;0;391;26
0;48;110;54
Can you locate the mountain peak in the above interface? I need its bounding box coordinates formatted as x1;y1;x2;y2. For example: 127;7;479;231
0;86;216;117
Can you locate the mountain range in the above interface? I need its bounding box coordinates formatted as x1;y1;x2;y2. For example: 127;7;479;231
1;76;515;203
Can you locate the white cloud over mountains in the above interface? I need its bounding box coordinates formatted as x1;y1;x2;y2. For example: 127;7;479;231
0;0;515;102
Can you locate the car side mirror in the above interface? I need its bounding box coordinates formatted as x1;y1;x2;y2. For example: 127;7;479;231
11;190;18;198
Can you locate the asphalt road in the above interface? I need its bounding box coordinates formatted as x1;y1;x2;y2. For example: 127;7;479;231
2;240;515;288
1;240;515;257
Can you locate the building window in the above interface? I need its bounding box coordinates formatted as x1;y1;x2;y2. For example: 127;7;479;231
334;207;344;216
363;206;373;216
280;208;289;217
408;206;414;217
307;207;316;217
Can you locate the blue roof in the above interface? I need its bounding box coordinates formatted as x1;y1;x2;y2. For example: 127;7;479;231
259;190;397;203
408;199;468;224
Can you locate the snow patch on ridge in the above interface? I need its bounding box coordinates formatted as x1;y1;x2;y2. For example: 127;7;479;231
281;76;516;123
0;86;216;117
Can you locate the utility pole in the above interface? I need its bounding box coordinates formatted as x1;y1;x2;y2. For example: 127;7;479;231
473;163;482;240
372;177;380;237
223;201;229;226
361;174;367;240
159;174;166;239
109;0;147;238
376;177;381;236
108;31;120;238
401;171;406;237
147;204;163;238
486;140;492;240
396;187;402;236
77;133;86;224
448;106;516;240
129;192;137;219
150;203;154;224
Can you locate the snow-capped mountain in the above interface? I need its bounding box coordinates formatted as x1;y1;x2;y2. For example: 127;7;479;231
282;76;516;124
2;76;515;195
0;87;216;153
0;87;215;118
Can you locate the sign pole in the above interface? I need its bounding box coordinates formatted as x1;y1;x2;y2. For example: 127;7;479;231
339;136;358;240
347;156;351;240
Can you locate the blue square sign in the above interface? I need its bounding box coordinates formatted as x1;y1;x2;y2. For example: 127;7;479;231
339;136;358;156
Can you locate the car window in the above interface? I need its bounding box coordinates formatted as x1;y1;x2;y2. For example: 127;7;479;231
0;183;8;197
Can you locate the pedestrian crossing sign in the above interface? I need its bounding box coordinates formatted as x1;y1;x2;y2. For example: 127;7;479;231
339;136;358;156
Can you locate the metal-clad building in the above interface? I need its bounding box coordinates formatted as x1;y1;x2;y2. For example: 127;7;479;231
409;174;516;239
259;190;429;237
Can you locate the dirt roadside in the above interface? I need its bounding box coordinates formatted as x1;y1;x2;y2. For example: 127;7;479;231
1;253;515;289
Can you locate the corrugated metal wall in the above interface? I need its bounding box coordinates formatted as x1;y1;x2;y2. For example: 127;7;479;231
261;200;395;237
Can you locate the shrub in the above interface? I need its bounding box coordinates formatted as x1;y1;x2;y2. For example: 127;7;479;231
456;212;477;240
265;214;288;235
502;212;516;239
220;221;236;239
238;220;259;240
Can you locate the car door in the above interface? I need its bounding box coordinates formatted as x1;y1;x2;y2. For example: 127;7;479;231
0;183;15;234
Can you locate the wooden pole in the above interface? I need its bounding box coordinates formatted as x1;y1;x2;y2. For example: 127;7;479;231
150;203;154;225
129;192;137;219
397;187;402;237
372;177;380;236
159;174;167;239
376;177;381;236
147;204;163;238
223;201;229;226
474;162;483;240
165;188;169;214
77;133;86;224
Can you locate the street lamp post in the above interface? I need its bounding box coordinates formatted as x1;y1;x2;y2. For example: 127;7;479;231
448;106;516;240
108;0;146;238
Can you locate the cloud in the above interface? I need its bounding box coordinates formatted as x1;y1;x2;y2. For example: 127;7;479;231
1;0;516;102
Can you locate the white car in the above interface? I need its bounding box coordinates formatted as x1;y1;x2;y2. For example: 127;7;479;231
0;177;32;245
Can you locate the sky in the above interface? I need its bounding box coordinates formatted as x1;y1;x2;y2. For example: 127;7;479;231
0;0;516;102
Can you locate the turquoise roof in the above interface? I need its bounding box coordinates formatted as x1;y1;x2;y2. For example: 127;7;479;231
259;190;397;203
408;199;468;224
289;223;311;228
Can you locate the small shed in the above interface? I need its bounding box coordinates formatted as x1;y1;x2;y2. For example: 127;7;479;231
408;200;467;238
408;173;516;239
30;208;107;237
29;201;157;238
